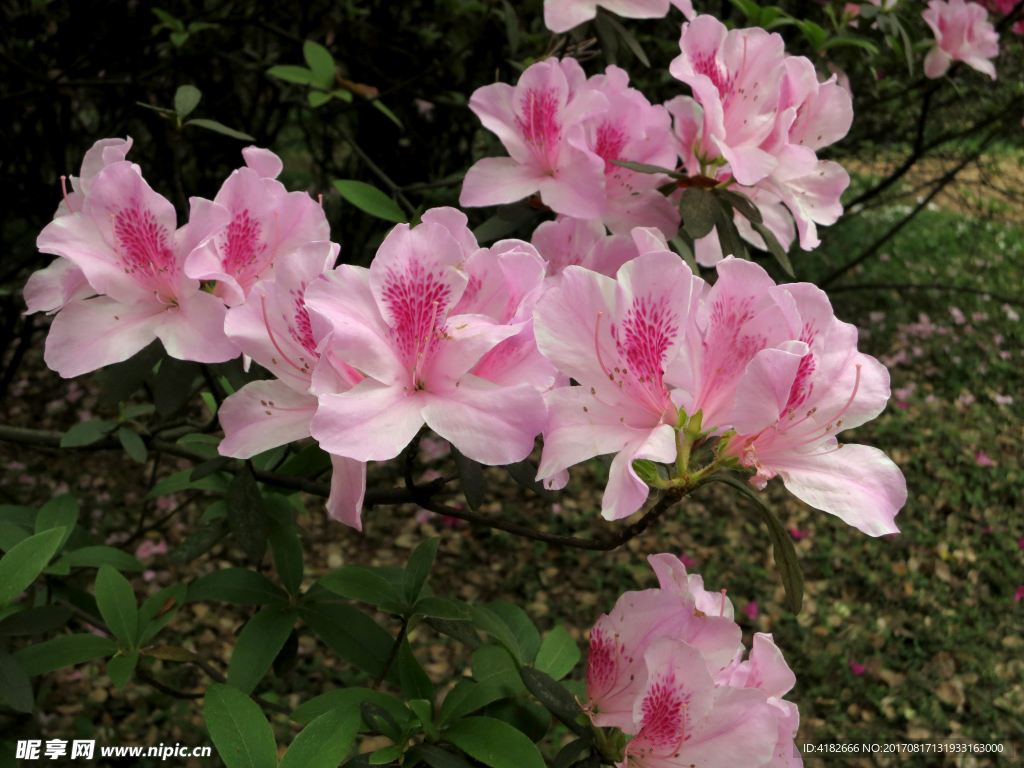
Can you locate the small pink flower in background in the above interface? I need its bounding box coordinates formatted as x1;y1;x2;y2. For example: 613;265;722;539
1000;351;1013;361
678;552;697;569
993;393;1013;405
1017;537;1024;551
743;599;759;621
19;475;36;486
156;496;176;511
135;539;168;559
1003;304;1020;321
419;437;450;463
65;381;84;403
848;659;866;675
870;311;886;324
96;492;110;502
105;531;130;545
950;307;966;324
973;311;988;322
52;483;70;496
7;461;26;471
414;99;435;120
923;0;1000;79
143;570;158;582
1015;585;1024;602
975;451;994;467
789;528;809;541
894;383;916;402
460;58;609;218
543;0;693;34
957;392;975;407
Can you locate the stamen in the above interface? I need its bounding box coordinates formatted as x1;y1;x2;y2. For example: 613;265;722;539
260;294;305;373
318;193;323;207
60;176;74;213
720;589;727;617
595;311;613;381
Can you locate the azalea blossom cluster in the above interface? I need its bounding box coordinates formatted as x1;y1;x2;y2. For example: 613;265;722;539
587;554;801;768
28;140;907;538
459;13;855;268
922;0;1001;80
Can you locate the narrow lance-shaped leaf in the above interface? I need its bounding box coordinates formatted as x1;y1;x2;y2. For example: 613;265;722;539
333;180;407;223
451;446;487;511
185;119;256;141
226;466;268;566
95;564;139;648
203;682;278;768
442;717;546;768
118;426;148;464
609;159;685;180
0;527;65;609
174;85;202;117
751;221;795;277
709;474;804;612
404;537;440;604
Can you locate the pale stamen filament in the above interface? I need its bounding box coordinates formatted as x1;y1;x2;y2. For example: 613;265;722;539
60;176;74;213
778;364;863;451
260;294;306;374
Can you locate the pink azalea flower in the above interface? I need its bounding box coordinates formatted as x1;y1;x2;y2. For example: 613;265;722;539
1017;537;1024;551
36;160;239;377
669;16;787;186
586;555;741;730
718;274;906;536
951;306;967;324
789;528;809;541
923;0;1000;80
184;147;330;307
218;242;371;528
543;0;693;34
1015;585;1024;602
25;137;135;316
533;247;703;520
848;659;866;675
743;599;759;621
306;216;546;470
460;58;610;218
576;66;681;237
135;539;168;559
530;217;642;278
975;450;995;466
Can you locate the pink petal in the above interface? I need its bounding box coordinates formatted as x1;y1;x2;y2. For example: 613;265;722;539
218;380;316;458
242;146;284;179
421;207;480;259
311;378;426;462
23;258;93;315
44;297;163;378
155;289;239;364
537;144;607;219
602;425;677;521
327;454;368;530
460;157;546;209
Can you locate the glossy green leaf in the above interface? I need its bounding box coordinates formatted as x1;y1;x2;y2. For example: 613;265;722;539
414;597;471;621
298;604;399;681
267;65;317;85
504;459;557;503
608;159;685;180
519;667;590;739
534;625;579;681
118;426;148;463
63;546;144;571
0;606;72;636
227;605;298;694
471;645;524;697
371;99;403;129
185;119;256;141
0;521;29;552
187;568;288;605
369;744;403;765
149;468;232;498
399;641;434;705
291;687;410;726
470;606;523;665
267;501;304;596
679;188;720;240
0;527;65;609
277;443;333;477
488;602;540;664
551;739;590;768
95;564;138;648
174;84;202;117
600;11;650;67
751;220;795;277
437;680;509;728
450;446;487;511
333;180;407;223
60;420;116;448
191;456;232;482
279;706;361;768
35;493;79;552
404;537;439;604
204;682;278;768
442;717;545;768
14;634;119;676
410;745;474;768
169;518;229;563
107;650;138;690
227;467;268;566
138;583;187;645
320;565;405;608
308;91;332;108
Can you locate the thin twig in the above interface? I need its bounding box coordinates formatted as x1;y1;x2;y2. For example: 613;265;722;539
335;122;416;216
136;670;204;700
374;618;408;690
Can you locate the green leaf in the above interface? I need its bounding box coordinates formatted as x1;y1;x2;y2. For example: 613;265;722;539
472;202;538;244
0;528;66;609
600;11;650;67
331;89;354;102
794;19;829;50
505;460;557;503
471;645;524;696
201;499;228;522
170;31;189;47
174;84;202;117
371;100;404;129
149;467;232;497
438;679;509;728
107;651;138;690
204;682;278;768
631;459;661;486
169;518;229;563
679;188;720;240
36;493;79;554
308;91;332;108
450;446;487;511
410;745;474;768
751;221;794;277
267;65;317;85
138;583;187;645
266;498;304;596
501;0;519;55
333;180;407;223
117;426;148;464
369;745;404;765
409;698;439;740
713;188;762;225
303;40;336;89
191;456;232;482
188;568;288;605
608;159;684;179
298;604;399;681
0;520;29;553
714;204;747;259
227;467;269;566
0;647;34;712
404;537;439;604
422;616;482;648
726;0;763;20
442;717;545;768
184;119;256;141
63;546;144;571
709;474;803;612
60;420;116;447
291;687;410;726
399;641;434;705
0;606;72;636
153;357;201;416
551;740;590;768
277;443;333;477
821;35;879;53
0;505;37;528
414;597;471;621
227;605;298;694
470;606;523;665
534;625;579;681
320;566;406;608
14;634;119;676
280;706;361;768
95;565;139;648
487;602;540;664
518;667;590;739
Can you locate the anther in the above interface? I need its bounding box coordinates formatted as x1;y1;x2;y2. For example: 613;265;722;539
60;176;74;213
